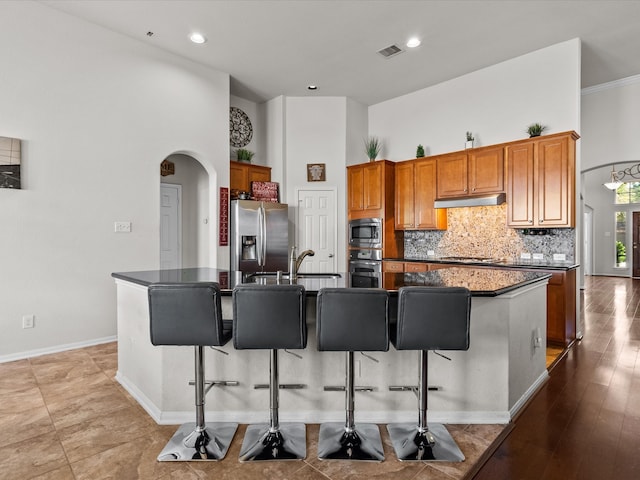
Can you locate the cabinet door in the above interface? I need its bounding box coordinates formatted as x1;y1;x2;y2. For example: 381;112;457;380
248;165;271;185
363;162;383;210
230;162;249;192
347;166;364;212
506;142;535;227
469;147;504;195
414;158;447;230
394;161;415;229
436;152;468;198
537;136;574;227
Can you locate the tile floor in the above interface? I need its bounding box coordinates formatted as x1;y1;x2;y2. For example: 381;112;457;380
0;342;509;479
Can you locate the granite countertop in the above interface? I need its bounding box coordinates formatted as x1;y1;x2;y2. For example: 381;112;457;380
112;267;551;297
389;257;579;271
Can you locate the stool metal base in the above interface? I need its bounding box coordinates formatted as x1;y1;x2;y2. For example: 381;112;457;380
239;423;306;461
386;423;465;462
318;423;384;461
157;422;238;461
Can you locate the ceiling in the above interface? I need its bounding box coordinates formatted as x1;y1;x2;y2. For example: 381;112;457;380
42;0;640;106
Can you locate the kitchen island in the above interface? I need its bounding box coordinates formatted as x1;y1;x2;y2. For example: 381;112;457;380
112;267;550;426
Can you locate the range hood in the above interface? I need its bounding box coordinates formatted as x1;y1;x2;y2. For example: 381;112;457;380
434;193;506;209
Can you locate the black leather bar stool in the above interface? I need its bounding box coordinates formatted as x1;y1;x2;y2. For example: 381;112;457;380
316;287;389;461
232;284;307;461
148;282;238;461
387;286;471;462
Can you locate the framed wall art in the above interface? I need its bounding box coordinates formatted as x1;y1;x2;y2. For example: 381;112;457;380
307;163;326;182
0;136;21;189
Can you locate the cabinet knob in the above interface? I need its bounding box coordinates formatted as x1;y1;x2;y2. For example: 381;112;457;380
472;187;476;192
529;220;533;224
540;219;544;224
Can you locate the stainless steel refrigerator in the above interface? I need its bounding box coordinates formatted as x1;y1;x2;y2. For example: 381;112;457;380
230;200;289;273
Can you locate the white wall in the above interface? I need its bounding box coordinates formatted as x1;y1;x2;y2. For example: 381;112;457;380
370;39;581;160
581;76;640;277
0;2;230;359
230;95;265;165
162;154;210;268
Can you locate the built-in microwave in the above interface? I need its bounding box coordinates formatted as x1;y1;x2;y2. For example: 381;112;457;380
348;218;382;249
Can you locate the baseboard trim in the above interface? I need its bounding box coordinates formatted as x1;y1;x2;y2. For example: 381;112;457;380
0;336;117;363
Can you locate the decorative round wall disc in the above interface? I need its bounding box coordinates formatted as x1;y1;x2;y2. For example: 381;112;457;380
229;107;253;147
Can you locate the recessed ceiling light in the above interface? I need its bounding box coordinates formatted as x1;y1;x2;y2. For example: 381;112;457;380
307;85;318;90
189;32;207;44
406;37;421;48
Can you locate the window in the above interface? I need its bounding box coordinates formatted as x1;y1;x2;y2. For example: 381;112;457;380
615;182;640;204
615;211;627;268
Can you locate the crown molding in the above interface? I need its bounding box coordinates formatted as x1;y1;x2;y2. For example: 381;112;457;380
582;73;640;96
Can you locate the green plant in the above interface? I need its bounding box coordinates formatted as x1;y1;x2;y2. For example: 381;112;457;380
526;123;547;137
616;240;626;263
364;136;382;161
466;131;474;142
416;144;425;158
235;148;255;162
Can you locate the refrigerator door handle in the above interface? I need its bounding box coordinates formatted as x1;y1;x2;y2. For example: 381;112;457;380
257;203;266;267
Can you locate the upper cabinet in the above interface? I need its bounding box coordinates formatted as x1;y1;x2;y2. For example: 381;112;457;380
395;158;447;230
436;146;504;199
347;161;395;219
506;131;578;228
230;160;271;197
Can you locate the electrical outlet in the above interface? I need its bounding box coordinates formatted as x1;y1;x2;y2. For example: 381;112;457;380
553;253;566;261
520;252;531;260
22;314;35;329
533;253;544;261
114;221;132;233
427;250;435;257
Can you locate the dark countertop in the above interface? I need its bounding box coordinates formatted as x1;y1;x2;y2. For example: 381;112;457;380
387;257;579;271
112;267;551;297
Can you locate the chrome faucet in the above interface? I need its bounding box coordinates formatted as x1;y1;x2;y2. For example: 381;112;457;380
289;246;315;281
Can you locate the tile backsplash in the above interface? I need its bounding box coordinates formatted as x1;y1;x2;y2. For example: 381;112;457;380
403;204;575;262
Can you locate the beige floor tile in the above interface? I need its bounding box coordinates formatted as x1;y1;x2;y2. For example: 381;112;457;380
29;465;76;480
0;385;46;414
0;404;55;446
57;405;157;463
46;382;132;429
70;427;197;480
38;370;112;402
30;351;101;385
0;431;68;480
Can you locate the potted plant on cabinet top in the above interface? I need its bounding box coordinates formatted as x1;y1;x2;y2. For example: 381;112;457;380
236;148;255;163
526;123;547;138
416;144;425;158
465;132;474;149
364;136;382;162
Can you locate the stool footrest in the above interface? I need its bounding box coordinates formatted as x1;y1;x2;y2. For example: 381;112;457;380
389;385;442;391
323;386;376;392
253;383;306;390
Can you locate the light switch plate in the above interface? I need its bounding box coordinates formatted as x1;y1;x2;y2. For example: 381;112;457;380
427;250;435;257
114;221;132;233
553;253;566;261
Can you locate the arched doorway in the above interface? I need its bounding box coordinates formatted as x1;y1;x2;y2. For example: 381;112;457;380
159;154;210;269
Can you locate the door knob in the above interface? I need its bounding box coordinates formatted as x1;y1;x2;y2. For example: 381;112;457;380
328;254;334;258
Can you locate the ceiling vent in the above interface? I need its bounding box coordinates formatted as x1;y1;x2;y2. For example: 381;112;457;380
377;44;404;59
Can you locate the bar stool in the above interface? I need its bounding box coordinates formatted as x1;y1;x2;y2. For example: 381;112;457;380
232;284;307;461
387;286;471;462
148;282;238;461
316;288;389;461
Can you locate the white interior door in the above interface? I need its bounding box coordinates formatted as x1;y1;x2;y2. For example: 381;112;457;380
160;183;182;269
296;189;336;273
583;207;593;276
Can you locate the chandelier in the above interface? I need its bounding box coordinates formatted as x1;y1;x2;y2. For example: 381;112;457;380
604;163;640;190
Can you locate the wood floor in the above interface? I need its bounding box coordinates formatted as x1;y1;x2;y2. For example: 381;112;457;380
473;275;640;480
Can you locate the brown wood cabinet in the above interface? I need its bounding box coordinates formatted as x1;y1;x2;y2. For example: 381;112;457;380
506;131;577;228
383;260;448;272
230;160;271;196
436;146;504;199
395;158;447;230
347;160;403;258
347;161;394;218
